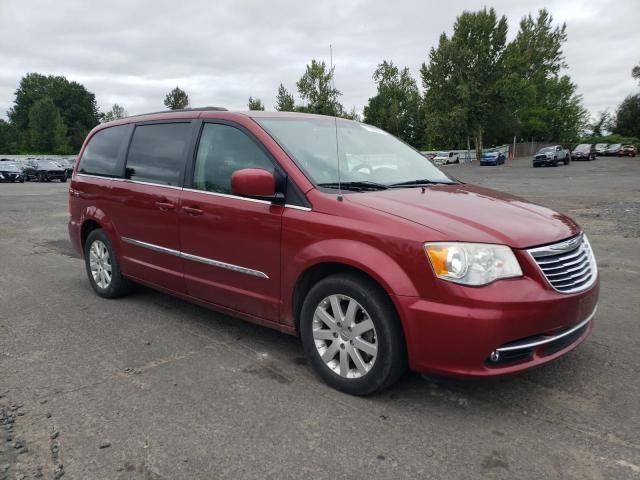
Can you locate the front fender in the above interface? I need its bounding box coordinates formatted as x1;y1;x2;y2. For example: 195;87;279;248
294;239;419;297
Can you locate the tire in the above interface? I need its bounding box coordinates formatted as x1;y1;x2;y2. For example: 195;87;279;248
38;173;45;182
84;229;132;299
564;156;570;166
553;159;558;167
60;177;67;183
299;272;407;395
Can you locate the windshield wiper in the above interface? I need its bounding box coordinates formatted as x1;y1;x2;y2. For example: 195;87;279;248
318;181;389;191
388;179;457;188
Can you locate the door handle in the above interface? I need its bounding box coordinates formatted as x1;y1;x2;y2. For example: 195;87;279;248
155;201;175;211
182;206;204;216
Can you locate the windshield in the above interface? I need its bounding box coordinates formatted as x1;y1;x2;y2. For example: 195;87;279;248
484;149;497;154
608;144;621;149
38;161;61;169
436;151;450;157
574;144;590;152
255;117;453;187
539;147;555;153
595;144;607;148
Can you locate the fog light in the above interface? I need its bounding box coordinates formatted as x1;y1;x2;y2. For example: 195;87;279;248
489;350;500;362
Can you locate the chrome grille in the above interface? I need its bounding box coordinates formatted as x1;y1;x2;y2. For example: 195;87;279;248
528;234;597;293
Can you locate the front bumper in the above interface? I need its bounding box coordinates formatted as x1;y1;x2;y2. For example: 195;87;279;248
394;273;599;377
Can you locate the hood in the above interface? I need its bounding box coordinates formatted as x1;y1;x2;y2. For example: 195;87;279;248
347;184;580;249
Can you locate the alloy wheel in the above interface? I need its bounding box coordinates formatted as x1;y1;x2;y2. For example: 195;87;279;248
89;240;112;289
312;294;378;379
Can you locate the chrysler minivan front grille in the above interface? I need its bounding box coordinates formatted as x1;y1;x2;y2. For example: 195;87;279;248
528;234;597;293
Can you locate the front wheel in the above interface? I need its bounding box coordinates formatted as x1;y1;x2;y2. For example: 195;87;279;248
300;272;407;395
84;229;132;298
60;177;67;183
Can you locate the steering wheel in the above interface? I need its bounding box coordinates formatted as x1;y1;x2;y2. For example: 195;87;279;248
350;163;373;175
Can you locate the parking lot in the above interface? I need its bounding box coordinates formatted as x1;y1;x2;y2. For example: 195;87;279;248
1;156;639;479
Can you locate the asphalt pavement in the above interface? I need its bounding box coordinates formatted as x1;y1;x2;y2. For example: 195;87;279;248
0;156;639;479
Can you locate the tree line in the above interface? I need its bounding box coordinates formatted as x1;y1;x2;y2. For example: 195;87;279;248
0;8;638;156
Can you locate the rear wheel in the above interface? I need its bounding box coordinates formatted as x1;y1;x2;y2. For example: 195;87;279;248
564;156;570;165
60;176;67;183
84;229;132;299
300;272;407;395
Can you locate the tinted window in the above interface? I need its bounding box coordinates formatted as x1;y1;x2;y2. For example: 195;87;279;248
79;125;130;177
126;123;191;186
193;123;273;194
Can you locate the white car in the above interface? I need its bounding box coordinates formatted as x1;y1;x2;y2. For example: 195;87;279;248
433;151;459;165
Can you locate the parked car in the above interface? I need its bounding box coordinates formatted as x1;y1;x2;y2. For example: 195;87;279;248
24;159;67;182
572;144;596;161
422;153;435;161
69;110;599;395
55;158;75;177
433;151;459;165
594;143;608;156
619;145;637;157
0;163;25;182
480;148;506;166
604;144;622;156
533;145;571;167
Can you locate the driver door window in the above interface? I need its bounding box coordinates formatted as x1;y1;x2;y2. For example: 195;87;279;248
193;123;274;194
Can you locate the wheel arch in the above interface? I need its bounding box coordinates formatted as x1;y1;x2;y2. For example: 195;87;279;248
289;241;418;338
79;208;120;255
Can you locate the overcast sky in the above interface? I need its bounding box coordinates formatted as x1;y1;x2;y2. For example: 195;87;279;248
1;0;638;122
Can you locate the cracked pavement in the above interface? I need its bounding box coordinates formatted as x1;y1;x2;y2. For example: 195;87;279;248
0;156;639;479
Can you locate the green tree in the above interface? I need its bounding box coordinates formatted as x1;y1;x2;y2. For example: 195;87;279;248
0;120;19;154
275;83;296;112
589;111;612;137
502;9;587;142
613;94;640;138
8;73;99;152
632;61;640;85
421;8;508;156
27;97;71;154
296;59;343;116
100;103;127;122
247;96;265;111
164;87;189;110
364;60;423;147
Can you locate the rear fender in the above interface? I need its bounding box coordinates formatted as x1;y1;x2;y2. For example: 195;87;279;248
80;207;121;256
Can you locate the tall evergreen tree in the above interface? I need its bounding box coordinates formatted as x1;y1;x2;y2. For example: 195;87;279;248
296;59;343;116
275;83;296;112
27;97;71;154
247;96;265;111
8;73;99;152
364;61;423;147
421;8;508;155
164;86;189;110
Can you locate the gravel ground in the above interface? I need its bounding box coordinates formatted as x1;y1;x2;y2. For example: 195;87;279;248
0;156;639;479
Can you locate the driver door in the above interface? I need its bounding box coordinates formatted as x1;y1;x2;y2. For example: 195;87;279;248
179;121;284;322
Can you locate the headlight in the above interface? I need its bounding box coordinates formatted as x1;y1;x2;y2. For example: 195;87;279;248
424;242;522;286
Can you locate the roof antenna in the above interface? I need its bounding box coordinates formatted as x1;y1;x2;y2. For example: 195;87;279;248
330;44;343;202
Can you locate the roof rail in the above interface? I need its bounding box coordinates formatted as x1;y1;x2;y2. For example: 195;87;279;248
125;106;228;119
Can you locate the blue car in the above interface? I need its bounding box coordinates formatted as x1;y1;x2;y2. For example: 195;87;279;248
480;149;506;166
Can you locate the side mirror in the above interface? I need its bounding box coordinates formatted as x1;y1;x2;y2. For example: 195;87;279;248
231;168;281;201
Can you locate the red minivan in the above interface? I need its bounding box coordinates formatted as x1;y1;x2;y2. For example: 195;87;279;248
68;108;599;395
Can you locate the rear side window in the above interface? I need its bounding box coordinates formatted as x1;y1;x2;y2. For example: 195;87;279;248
125;123;191;186
193;123;273;194
79;125;131;177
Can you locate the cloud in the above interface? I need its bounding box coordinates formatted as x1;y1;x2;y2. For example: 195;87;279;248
0;0;638;121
